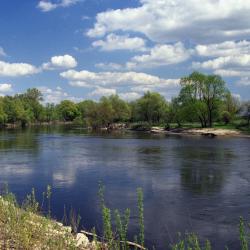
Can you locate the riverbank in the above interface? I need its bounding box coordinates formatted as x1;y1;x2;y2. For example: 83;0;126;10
150;126;249;137
0;195;95;250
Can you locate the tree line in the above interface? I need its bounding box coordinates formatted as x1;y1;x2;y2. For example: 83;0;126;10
0;72;250;129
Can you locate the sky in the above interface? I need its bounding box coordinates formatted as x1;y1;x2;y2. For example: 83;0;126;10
0;0;250;103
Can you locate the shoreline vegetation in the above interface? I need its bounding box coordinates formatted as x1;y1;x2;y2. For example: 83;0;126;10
0;72;250;136
1;186;250;250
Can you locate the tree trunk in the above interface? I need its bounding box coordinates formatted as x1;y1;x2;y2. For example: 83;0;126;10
208;108;213;128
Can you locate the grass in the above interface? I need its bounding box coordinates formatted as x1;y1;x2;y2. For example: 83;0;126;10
0;187;80;249
1;184;250;249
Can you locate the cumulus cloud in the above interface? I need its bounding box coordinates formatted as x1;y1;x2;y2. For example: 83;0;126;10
38;86;80;104
89;87;117;98
0;83;12;93
37;0;81;12
195;40;250;57
193;40;250;79
92;33;146;51
0;60;40;77
94;42;190;70
61;69;179;99
42;55;77;70
95;62;123;71
213;69;250;77
119;92;141;101
126;42;191;69
60;69;179;88
87;0;250;43
193;55;250;70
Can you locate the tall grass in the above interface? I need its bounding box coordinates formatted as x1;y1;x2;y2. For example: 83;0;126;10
1;184;250;249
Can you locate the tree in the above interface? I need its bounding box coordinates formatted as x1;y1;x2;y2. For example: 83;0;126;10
44;103;58;122
19;88;44;122
57;100;79;122
180;72;227;127
133;92;168;124
77;100;96;120
0;97;7;126
97;97;115;127
222;91;240;118
108;95;131;122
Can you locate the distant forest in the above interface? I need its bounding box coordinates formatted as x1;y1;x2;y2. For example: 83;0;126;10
0;72;250;129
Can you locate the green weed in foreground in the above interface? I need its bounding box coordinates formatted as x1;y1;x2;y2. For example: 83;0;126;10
0;185;77;250
1;184;250;250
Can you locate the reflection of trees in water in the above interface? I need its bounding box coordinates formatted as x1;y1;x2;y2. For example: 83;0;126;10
0;128;39;152
177;147;235;194
136;146;164;167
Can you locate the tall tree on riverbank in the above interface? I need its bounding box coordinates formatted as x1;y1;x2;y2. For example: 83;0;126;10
179;72;227;127
132;92;169;124
57;100;79;122
0;97;7;125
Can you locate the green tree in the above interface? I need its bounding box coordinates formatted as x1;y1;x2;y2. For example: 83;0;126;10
77;100;96;120
108;95;131;122
44;103;58;122
57;100;79;122
0;97;7;125
97;97;115;127
222;91;240;119
180;72;227;127
133;92;168;124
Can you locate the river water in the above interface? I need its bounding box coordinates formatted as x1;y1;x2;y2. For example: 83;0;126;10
0;126;250;249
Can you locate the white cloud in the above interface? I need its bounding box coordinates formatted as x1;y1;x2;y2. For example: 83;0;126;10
0;83;12;92
37;0;81;12
87;0;250;43
126;42;191;69
119;92;141;101
195;40;250;57
61;69;179;99
95;62;123;71
0;47;6;57
38;86;80;104
213;69;250;77
94;42;190;70
89;87;116;98
193;55;250;70
61;69;179;88
0;60;40;77
42;55;77;70
69;81;91;87
92;33;146;51
193;40;250;79
37;1;57;12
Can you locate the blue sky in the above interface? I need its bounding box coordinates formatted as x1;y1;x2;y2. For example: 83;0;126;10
0;0;250;103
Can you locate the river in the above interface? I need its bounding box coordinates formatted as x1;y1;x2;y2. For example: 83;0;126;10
0;126;249;249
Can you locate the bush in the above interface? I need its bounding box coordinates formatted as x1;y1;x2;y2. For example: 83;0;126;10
130;122;152;131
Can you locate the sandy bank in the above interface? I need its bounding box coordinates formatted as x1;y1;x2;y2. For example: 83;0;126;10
151;127;249;137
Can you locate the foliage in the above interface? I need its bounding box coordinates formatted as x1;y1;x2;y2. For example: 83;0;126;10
179;72;227;127
0;73;249;131
1;186;250;249
57;100;79;122
132;92;169;124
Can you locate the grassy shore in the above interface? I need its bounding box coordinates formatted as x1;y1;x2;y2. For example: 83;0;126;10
1;186;250;249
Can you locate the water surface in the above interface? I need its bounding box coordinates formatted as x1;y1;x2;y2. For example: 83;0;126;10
0;126;250;249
